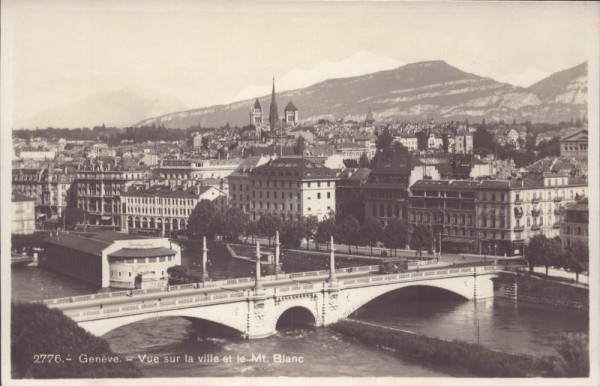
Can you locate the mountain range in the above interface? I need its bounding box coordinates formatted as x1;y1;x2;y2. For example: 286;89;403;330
134;61;587;129
25;88;187;129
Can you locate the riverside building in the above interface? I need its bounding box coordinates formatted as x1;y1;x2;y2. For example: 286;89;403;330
122;183;228;237
42;231;181;289
245;157;338;221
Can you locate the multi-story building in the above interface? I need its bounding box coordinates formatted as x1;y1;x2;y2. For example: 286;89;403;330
228;156;273;214
335;141;374;161
245;157;338;221
408;180;479;253
454;132;473;154
395;135;418;152
122;183;227;237
560;129;588;162
75;160;150;229
560;198;588;250
154;158;241;180
364;155;441;226
12;165;77;220
476;174;587;257
12;193;36;235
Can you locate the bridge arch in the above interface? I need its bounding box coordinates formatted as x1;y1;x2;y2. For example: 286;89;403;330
77;305;248;337
275;306;317;330
271;304;318;332
337;278;476;320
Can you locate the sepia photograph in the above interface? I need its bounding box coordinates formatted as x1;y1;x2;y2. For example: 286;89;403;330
1;1;598;385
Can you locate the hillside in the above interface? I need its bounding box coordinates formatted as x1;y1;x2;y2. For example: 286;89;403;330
134;61;588;128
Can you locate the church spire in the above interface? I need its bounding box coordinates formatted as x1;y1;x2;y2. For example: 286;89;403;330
269;77;279;131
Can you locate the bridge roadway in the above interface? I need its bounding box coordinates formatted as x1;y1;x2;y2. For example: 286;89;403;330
42;262;503;338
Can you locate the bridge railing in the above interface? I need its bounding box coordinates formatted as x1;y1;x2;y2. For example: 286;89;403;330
61;281;321;322
43;264;501;306
340;265;503;287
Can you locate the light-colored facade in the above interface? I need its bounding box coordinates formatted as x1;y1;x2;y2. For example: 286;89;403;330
12;194;36;235
228;156;273;214
122;184;228;237
75;161;150;229
454;133;473;154
12;166;76;219
560;199;588;250
560;129;588;162
154;158;241;180
244;157;337;221
395;136;418;151
476;174;587;256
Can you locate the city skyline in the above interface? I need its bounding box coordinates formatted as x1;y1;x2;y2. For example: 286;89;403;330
2;1;597;128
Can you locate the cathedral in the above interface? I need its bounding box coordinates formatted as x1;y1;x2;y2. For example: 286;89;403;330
249;79;299;132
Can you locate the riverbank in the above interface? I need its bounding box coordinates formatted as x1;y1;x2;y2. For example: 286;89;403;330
330;319;588;377
11;302;141;378
494;273;588;310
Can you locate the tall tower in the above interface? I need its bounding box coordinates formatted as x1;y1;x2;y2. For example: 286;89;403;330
269;78;279;131
250;99;263;126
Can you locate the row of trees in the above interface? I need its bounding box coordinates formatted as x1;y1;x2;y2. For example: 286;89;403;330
525;234;588;282
187;200;436;256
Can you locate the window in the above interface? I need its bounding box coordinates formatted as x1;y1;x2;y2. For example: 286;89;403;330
327;192;331;199
317;193;321;199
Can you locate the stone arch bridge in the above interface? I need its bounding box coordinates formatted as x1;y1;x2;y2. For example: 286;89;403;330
42;264;502;339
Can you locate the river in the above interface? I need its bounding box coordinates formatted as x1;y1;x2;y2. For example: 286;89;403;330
11;246;588;377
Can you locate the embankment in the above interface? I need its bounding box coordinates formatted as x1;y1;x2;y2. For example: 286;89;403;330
330;319;587;377
494;273;588;310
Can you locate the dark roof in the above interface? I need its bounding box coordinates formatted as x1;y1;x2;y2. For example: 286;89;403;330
284;101;298;111
411;180;479;191
123;184;214;198
564;198;588;212
108;247;176;258
45;233;111;256
254;99;262;109
251;156;337;180
90;231;146;242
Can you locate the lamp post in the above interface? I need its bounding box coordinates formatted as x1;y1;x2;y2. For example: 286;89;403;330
201;236;209;282
328;235;338;287
254;241;263;292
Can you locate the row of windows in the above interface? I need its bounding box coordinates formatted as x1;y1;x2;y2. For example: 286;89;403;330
112;255;175;264
127;206;192;217
562;225;588;236
127;197;196;206
410;212;475;226
250;180;333;188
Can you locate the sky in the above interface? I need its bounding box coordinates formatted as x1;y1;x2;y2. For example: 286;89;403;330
1;0;598;128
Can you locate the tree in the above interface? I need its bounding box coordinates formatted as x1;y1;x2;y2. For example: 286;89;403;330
473;127;496;156
383;218;409;256
362;218;383;255
62;208;86;229
221;207;249;242
525;235;560;275
410;225;434;257
188;200;222;240
564;240;588;283
315;218;339;250
257;213;283;244
280;220;304;249
300;215;319;250
358;152;370;168
340;214;361;253
343;159;359;168
245;220;258;243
